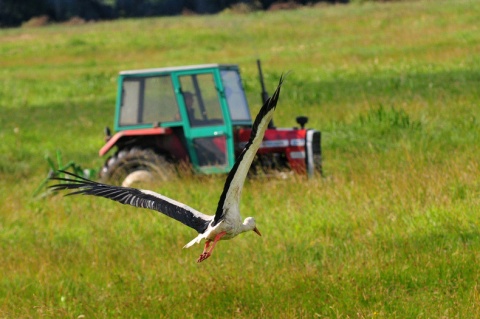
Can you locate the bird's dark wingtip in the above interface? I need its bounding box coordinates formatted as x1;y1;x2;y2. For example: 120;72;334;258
270;72;289;106
48;170;98;197
276;72;290;88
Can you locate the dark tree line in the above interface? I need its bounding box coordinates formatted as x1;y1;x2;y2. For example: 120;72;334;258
0;0;347;28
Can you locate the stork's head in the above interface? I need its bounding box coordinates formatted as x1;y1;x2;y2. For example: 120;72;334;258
244;217;262;236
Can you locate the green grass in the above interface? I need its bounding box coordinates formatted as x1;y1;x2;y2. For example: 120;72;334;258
1;0;480;317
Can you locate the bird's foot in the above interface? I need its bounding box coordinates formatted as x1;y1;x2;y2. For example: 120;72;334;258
197;252;211;263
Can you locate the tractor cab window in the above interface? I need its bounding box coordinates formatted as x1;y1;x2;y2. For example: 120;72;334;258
179;73;225;127
221;70;251;124
119;75;179;127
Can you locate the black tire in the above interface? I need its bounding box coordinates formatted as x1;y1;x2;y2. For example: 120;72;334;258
100;148;175;186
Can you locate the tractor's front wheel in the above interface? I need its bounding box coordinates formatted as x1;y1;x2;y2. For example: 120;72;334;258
100;148;175;187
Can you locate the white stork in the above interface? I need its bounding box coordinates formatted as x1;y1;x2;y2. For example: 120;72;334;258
50;75;285;263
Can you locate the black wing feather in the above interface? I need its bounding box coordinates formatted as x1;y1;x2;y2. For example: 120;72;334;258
49;171;212;233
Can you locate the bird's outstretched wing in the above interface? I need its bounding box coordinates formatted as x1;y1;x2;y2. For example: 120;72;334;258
212;75;285;225
49;171;212;233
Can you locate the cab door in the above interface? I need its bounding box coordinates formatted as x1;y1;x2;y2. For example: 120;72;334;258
172;70;234;173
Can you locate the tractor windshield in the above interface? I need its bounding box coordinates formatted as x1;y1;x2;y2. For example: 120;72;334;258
221;70;251;124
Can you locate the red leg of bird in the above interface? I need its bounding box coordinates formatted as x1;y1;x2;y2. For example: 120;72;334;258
201;240;211;255
197;231;227;263
196;240;213;263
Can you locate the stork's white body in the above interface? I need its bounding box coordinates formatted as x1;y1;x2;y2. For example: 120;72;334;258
184;216;238;248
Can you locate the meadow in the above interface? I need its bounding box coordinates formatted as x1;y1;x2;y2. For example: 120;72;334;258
1;0;480;317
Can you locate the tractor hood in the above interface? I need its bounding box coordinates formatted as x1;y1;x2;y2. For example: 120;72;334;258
99;127;172;156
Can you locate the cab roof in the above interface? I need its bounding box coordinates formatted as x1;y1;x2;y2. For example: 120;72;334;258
119;64;239;76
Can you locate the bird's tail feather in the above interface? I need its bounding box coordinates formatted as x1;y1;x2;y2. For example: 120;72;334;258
183;234;204;249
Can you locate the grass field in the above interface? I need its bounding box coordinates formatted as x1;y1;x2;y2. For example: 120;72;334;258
1;0;480;317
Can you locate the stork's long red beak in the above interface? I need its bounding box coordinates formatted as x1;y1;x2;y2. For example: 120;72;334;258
253;227;261;236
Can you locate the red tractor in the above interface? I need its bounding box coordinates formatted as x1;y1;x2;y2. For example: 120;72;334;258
99;61;322;186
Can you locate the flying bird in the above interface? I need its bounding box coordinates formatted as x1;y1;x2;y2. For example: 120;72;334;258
50;75;285;263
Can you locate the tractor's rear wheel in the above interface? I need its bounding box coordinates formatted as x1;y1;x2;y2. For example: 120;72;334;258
100;148;175;187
